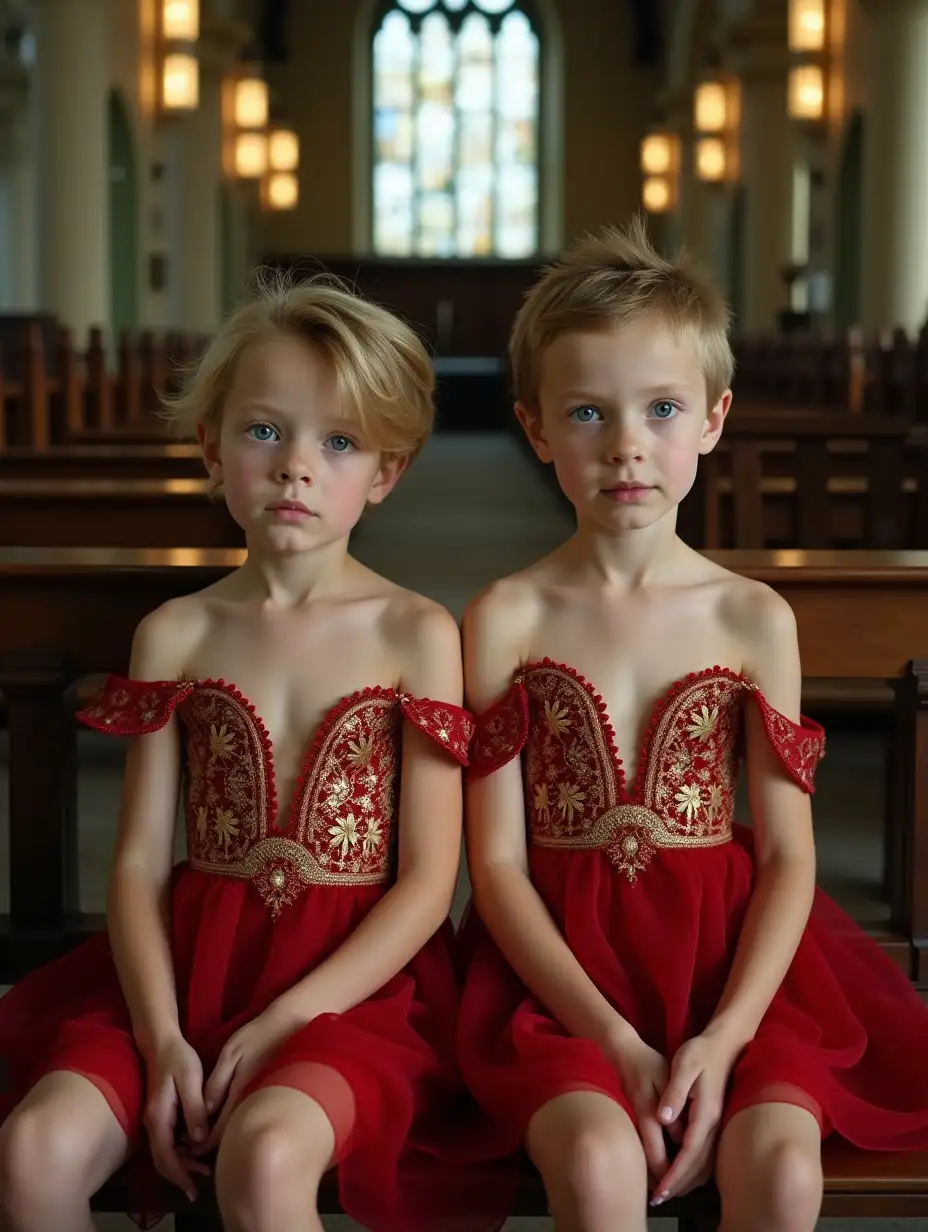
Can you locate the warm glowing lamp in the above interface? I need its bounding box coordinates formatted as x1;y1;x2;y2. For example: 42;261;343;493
694;81;728;133
161;53;199;111
789;0;826;52
788;64;825;120
640;132;676;177
235;131;268;178
268;127;300;172
162;0;199;41
265;172;300;210
642;177;671;213
695;137;727;183
235;75;269;129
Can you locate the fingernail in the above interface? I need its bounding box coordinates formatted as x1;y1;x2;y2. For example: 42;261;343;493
650;1197;664;1207
660;1106;673;1122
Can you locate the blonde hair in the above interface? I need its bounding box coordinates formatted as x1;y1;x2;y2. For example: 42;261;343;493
510;217;734;411
162;270;435;460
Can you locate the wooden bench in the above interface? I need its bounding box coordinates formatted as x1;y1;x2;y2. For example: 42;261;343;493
0;478;242;548
0;547;927;1226
0;442;204;481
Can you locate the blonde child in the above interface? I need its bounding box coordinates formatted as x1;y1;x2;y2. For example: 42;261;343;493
457;221;928;1231
0;275;481;1232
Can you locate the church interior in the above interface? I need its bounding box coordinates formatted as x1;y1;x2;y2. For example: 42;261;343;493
0;0;927;1227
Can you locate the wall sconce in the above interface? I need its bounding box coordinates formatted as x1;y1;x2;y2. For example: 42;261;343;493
788;63;825;120
789;0;825;52
157;0;199;114
639;132;679;214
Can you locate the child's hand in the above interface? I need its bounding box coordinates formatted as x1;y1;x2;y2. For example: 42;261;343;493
196;1003;299;1152
604;1031;676;1183
649;1032;735;1205
144;1035;211;1202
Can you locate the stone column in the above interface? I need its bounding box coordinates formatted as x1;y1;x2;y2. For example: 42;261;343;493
729;6;795;333
32;0;109;338
0;56;34;311
859;0;928;333
165;15;250;332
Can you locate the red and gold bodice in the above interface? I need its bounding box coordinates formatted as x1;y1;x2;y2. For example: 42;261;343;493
78;675;474;917
468;661;825;884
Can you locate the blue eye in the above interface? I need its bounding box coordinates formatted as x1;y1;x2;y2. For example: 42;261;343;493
326;434;354;453
570;405;602;423
651;401;678;420
247;422;279;442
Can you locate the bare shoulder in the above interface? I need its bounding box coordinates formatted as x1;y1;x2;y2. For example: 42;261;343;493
717;572;800;712
462;572;543;710
382;588;463;703
130;591;211;681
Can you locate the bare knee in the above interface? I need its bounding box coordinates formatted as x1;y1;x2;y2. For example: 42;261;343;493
759;1139;822;1229
216;1095;333;1231
0;1102;92;1216
528;1094;647;1228
721;1136;822;1232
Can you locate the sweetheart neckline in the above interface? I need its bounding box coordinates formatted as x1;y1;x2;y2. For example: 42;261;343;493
514;660;754;799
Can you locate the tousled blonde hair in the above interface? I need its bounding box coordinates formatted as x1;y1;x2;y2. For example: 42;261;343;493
161;270;435;460
510;217;734;412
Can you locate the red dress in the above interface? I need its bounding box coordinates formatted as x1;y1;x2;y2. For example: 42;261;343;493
0;674;490;1232
458;660;928;1153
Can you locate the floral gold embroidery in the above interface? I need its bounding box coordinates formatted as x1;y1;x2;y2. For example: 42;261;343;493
213;807;240;851
675;783;702;822
545;701;571;735
557;781;586;822
347;738;373;768
329;814;360;856
687;706;718;740
209;724;236;761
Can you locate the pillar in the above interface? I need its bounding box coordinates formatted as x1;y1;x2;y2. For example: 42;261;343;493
859;0;928;333
0;61;35;311
730;6;795;333
32;0;109;338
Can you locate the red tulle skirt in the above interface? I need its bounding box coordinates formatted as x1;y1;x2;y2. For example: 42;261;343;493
0;862;503;1232
457;825;928;1154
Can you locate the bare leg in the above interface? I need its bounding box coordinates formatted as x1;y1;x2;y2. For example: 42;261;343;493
0;1071;130;1232
214;1085;339;1232
525;1090;649;1232
716;1103;822;1232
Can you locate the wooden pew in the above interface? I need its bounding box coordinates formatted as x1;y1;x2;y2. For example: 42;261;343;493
0;442;204;481
0;547;925;1228
0;478;242;548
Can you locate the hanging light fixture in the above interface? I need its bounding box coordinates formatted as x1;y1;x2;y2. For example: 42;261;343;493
694;81;729;134
788;63;825;120
234;131;269;179
695;137;728;184
642;177;672;214
161;52;199;111
234;73;269;129
162;0;199;42
693;73;739;183
639;131;679;214
265;172;300;210
268;126;300;173
157;0;200;114
789;0;826;52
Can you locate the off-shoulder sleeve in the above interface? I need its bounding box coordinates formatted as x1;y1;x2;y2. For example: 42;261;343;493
466;680;529;782
76;674;195;736
749;690;826;793
400;695;475;766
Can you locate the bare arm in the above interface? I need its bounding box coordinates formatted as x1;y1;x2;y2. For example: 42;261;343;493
703;590;817;1050
273;603;465;1025
463;583;635;1053
106;606;189;1060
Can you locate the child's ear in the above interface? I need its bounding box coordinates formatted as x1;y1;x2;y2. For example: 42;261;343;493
197;422;223;480
514;402;554;464
698;389;732;455
366;453;408;506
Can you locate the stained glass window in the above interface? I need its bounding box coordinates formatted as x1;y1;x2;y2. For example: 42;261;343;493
373;0;540;258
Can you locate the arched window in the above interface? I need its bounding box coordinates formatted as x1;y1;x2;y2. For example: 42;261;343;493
372;0;540;258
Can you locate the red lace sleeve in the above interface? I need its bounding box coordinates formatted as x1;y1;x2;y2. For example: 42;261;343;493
400;696;475;766
76;674;194;736
466;680;529;782
749;691;826;793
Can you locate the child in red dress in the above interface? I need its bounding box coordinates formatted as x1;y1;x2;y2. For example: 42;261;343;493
0;276;480;1232
457;221;928;1230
